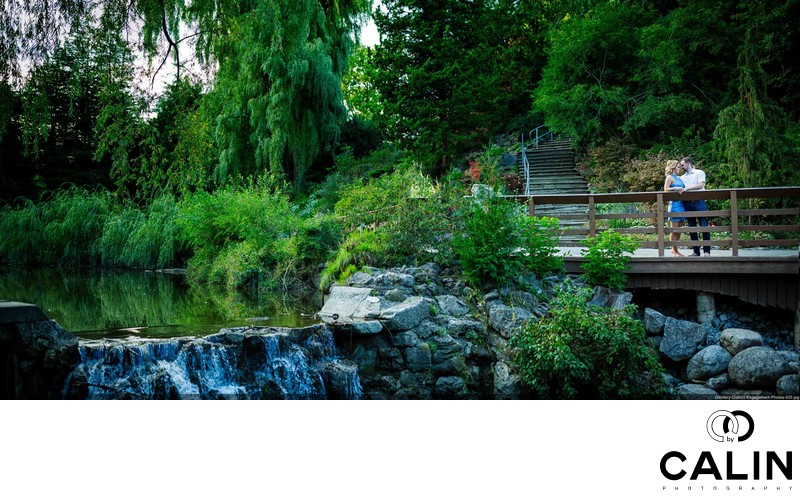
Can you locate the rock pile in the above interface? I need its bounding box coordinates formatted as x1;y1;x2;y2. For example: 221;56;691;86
643;308;799;399
318;264;569;399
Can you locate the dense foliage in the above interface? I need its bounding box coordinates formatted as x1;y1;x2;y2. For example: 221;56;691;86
510;285;669;399
580;230;639;291
1;0;799;296
453;196;561;287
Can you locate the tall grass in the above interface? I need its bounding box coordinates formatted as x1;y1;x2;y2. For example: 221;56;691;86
0;186;181;268
0;187;112;266
99;194;181;268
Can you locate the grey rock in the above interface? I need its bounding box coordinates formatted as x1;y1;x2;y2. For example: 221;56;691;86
13;320;80;399
404;345;432;372
686;346;733;381
347;271;374;286
319;286;375;323
660;317;708;362
588;287;632;309
720;329;764;355
729;347;793;389
374;271;415;288
434;376;467;399
705;374;730;391
441;316;484;338
351;344;378;371
393;331;420;348
339;320;383;335
385;289;407;302
644;308;667;336
776;374;799;396
493;361;520;400
706;329;721;346
677;384;719;399
507;290;540;314
435;295;470;317
430;334;463;363
486;300;534;339
408;320;439;340
379;296;430;332
646;336;664;350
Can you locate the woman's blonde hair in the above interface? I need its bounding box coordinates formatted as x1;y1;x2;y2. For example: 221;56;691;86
665;160;679;175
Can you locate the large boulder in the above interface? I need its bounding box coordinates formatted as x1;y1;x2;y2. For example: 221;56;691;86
728;347;793;389
644;308;667;336
379;296;430;332
660;317;707;362
720;328;763;355
686;346;733;381
776;374;799;396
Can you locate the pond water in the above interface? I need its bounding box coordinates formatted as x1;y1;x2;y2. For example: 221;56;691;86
0;267;321;339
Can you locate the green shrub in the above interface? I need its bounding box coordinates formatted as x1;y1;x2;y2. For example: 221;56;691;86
580;230;638;290
176;184;340;292
453;196;562;287
331;168;458;268
510;284;668;399
0;186;113;266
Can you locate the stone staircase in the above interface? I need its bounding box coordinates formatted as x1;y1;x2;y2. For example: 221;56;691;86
517;137;589;243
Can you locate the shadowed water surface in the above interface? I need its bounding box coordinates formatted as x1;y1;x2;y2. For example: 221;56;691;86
0;267;320;339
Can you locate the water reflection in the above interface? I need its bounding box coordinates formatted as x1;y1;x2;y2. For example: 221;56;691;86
0;267;320;339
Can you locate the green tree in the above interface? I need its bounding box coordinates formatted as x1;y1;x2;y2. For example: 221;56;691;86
211;0;371;190
711;1;800;190
372;0;527;173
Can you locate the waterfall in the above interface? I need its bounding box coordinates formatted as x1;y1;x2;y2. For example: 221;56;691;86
69;324;362;400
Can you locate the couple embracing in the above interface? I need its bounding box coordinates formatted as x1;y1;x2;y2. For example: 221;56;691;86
664;157;711;257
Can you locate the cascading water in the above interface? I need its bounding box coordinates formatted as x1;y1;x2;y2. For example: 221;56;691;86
66;324;362;400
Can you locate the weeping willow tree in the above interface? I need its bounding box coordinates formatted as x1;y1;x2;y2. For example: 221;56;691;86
3;0;371;193
212;0;370;189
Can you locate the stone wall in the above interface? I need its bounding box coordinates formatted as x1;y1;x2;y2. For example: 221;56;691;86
320;264;582;399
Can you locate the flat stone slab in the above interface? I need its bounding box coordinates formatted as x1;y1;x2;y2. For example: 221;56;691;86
0;301;49;324
319;287;374;323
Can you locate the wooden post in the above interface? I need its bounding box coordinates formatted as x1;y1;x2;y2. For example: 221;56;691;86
657;193;665;257
730;190;739;257
528;197;535;217
588;196;596;238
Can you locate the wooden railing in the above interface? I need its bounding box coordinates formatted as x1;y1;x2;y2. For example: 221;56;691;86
504;187;800;256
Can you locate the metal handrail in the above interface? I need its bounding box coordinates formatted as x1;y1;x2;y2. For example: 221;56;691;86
520;132;531;196
528;125;553;148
